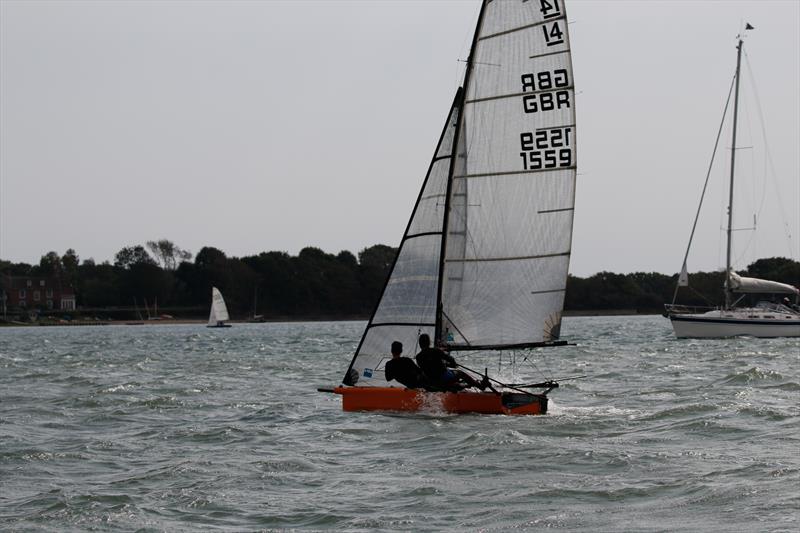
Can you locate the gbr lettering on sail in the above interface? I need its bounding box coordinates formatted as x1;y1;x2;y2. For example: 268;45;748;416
519;0;573;172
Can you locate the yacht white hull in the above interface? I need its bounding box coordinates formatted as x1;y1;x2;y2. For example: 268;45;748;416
669;313;800;338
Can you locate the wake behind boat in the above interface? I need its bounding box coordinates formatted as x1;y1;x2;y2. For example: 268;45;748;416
324;0;578;415
665;29;800;338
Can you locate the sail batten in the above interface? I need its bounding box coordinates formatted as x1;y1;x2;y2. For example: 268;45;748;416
403;231;444;241
445;252;570;263
529;49;571;60
465;84;576;104
478;16;566;41
530;288;567;295
454;168;575;179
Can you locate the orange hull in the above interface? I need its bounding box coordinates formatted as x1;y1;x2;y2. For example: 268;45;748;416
333;386;547;416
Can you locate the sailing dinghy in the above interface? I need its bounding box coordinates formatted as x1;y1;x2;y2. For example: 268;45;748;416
327;0;578;415
207;287;232;328
665;31;800;338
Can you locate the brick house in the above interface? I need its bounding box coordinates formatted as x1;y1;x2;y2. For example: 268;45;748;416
1;276;76;312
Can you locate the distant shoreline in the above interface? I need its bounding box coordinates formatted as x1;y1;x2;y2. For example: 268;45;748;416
563;309;662;317
4;253;795;328
0;309;664;327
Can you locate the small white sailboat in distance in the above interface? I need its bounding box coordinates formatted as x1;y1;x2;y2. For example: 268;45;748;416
665;28;800;338
207;287;232;328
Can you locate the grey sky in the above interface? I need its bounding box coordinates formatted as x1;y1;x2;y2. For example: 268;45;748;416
1;0;798;277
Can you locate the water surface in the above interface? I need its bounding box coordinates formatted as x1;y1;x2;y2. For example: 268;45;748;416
1;316;797;531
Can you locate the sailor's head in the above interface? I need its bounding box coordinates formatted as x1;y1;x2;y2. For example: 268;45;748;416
418;333;431;349
391;341;402;357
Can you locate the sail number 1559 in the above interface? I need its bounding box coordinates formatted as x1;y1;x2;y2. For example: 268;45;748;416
519;127;573;171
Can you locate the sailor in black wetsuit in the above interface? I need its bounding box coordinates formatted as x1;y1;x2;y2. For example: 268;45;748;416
384;341;423;389
414;333;489;392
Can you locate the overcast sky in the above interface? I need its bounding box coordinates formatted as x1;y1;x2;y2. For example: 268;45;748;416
1;0;798;277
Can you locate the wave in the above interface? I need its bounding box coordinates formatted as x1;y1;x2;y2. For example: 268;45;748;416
722;366;785;384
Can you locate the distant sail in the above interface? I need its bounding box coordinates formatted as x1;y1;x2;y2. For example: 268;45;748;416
208;287;230;325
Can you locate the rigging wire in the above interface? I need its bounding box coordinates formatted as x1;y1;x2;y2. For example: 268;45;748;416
454;1;481;92
743;50;797;259
521;350;554;383
688;285;718;307
458;347;553;386
672;73;737;304
730;82;759;268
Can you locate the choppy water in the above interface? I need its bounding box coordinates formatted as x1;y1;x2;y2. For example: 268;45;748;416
0;316;798;532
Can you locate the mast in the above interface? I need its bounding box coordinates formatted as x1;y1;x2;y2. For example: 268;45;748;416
434;0;487;345
725;38;743;309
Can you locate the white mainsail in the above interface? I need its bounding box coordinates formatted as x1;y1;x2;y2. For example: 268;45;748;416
442;0;576;348
344;0;576;386
208;287;230;325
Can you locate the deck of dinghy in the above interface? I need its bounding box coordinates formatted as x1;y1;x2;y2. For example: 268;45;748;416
333;387;548;416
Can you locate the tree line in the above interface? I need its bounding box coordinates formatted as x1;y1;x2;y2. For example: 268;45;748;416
565;255;799;313
0;240;396;320
1;239;798;320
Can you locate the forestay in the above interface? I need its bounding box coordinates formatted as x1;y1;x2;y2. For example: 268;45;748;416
343;0;576;387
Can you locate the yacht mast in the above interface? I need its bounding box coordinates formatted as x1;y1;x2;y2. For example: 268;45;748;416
725;38;743;309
